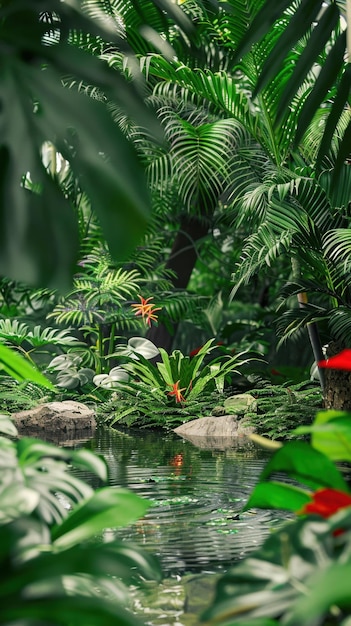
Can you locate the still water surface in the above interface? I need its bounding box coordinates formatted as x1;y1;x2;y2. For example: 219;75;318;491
76;426;283;576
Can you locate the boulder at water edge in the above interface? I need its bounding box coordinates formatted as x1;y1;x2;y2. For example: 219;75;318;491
173;414;255;450
11;400;96;444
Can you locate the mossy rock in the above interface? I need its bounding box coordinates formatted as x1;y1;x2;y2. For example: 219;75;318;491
224;393;257;415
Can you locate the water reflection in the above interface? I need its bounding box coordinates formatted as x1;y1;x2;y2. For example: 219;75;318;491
73;426;283;576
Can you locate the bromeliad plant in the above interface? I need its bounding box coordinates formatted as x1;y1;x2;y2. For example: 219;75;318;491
94;337;254;427
202;351;351;626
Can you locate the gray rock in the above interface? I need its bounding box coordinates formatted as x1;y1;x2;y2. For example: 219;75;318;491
174;414;255;450
11;400;96;443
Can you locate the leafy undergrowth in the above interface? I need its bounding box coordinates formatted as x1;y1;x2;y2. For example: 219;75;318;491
246;381;323;440
95;380;323;436
95;389;225;429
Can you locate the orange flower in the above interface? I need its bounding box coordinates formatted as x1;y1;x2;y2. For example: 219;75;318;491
131;295;161;327
298;488;351;518
167;380;187;403
169;453;184;467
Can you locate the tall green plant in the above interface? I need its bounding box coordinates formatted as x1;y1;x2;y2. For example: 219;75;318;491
94;337;254;427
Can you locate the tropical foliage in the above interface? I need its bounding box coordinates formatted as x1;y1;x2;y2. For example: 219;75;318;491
203;357;351;626
0;415;160;625
94;337;255;427
231;0;351;179
0;0;158;290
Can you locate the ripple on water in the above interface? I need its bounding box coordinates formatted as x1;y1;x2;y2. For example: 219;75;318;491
72;427;286;576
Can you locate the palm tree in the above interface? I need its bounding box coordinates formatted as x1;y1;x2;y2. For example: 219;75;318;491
112;0;351;401
85;0;290;349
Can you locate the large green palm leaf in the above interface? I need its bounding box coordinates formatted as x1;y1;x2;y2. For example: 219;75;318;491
229;0;351;173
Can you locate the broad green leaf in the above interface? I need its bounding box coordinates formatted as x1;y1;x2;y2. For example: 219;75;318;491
70;449;108;483
260;441;348;491
186;373;213;401
127;337;160;360
17;438;71;463
294;410;351;462
0;594;146;626
0;414;18;437
157;348;173;384
30;66;150;263
202;516;333;625
285;562;351;626
52;487;150;548
244;481;311;512
0;343;55;390
0;484;39;523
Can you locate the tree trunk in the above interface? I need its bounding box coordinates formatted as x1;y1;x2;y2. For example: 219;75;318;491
147;213;209;351
323;341;351;410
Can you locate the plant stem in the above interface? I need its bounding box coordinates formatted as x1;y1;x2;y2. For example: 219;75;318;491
291;257;325;391
107;322;116;370
97;324;104;374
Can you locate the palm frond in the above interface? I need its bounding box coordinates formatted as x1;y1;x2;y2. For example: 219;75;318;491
230;225;293;298
328;306;351;345
229;0;349;176
275;303;330;347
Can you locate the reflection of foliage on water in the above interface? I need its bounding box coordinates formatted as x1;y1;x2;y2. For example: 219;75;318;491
83;426;204;478
71;426;278;577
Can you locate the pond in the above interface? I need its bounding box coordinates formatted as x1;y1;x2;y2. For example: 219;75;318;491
70;426;287;626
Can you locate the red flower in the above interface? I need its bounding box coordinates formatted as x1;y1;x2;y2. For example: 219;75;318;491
189;341;224;358
298;488;351;518
131;295;161;327
318;349;351;370
167;380;187;403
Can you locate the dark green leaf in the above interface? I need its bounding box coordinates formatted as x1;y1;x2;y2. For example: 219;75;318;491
202;516;333;624
316;64;351;170
52;487;150;548
333;115;351;183
294;31;346;146
259;441;348;491
244;481;311;512
255;0;323;97
233;0;297;62
1;594;146;626
276;3;340;123
70;449;108;483
0;344;55;389
285;562;351;626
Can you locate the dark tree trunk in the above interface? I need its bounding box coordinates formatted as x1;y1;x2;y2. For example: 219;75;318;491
323;341;351;410
147;213;209;351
